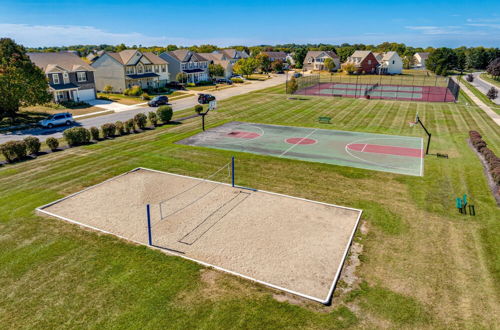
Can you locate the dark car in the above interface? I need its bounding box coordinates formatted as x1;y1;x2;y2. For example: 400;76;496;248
215;78;233;85
293;73;302;78
198;93;216;105
148;95;169;107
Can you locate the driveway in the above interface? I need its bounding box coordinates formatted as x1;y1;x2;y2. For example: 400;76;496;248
0;74;287;144
471;72;500;105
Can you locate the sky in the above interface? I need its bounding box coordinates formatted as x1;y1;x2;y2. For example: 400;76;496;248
0;0;499;48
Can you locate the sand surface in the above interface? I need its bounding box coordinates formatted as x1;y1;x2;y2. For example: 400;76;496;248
41;168;361;301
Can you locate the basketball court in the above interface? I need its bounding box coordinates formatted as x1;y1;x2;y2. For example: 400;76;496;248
179;122;424;176
37;167;362;304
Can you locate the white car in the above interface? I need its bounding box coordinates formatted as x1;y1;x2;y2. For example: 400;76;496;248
39;112;75;128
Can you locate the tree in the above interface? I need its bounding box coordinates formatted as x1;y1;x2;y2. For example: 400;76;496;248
486;57;500;78
256;53;271;73
293;48;307;68
103;85;113;93
402;55;415;69
208;63;225;78
0;38;52;118
233;58;259;77
487;87;498;100
323;58;335;72
426;48;457;76
271;60;284;72
341;62;357;75
286;76;298;94
466;74;474;82
176;72;188;84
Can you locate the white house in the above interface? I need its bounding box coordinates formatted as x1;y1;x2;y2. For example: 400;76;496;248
413;52;429;69
303;51;340;71
377;51;403;74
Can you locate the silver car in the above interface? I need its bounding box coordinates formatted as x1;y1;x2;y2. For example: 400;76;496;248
39;112;75;128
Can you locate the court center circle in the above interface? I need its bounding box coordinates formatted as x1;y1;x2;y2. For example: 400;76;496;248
285;137;317;145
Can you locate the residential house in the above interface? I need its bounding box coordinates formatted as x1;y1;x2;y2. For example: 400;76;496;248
413;52;429;68
198;53;233;78
27;52;97;103
159;50;210;83
91;50;169;92
303;51;340;71
213;49;249;64
86;50;105;63
343;51;378;74
376;51;403;74
260;51;287;63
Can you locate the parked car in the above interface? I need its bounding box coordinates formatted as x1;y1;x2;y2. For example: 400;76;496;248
293;73;302;78
231;75;245;80
148;95;169;107
215;78;233;85
39;112;75;129
198;93;216;105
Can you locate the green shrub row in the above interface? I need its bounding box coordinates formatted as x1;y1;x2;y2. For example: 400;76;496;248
469;130;500;187
1;107;175;165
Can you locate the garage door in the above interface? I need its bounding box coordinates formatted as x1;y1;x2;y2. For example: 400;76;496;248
78;88;96;101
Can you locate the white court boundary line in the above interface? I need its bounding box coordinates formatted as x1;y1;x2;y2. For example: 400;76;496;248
36;167;363;305
345;136;424;177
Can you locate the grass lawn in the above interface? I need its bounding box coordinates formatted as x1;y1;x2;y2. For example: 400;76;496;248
246;74;271;81
21;104;103;116
480;73;500;88
186;84;234;92
97;93;145;105
0;87;499;328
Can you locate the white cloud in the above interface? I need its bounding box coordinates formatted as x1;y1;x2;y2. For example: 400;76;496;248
405;26;461;35
466;23;500;29
0;23;252;47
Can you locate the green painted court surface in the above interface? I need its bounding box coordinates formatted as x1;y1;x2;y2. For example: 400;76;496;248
179;122;424;176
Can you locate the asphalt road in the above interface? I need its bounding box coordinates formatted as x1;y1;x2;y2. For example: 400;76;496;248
471;72;500;105
0;74;287;144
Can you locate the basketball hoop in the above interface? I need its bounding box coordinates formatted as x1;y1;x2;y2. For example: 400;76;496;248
409;121;417;128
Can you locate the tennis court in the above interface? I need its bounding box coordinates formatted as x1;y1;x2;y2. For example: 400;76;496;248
37;167;362;304
179;122;424;176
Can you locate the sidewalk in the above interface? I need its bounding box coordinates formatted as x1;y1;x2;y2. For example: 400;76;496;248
453;77;500;126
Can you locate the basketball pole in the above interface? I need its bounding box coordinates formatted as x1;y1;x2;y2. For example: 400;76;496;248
146;204;152;246
231;156;235;187
416;115;432;155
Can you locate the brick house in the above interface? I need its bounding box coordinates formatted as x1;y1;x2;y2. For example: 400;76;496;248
343;51;378;74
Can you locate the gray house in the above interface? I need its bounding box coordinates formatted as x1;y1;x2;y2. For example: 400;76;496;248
91;49;169;92
159;50;209;83
27;52;97;102
213;49;249;64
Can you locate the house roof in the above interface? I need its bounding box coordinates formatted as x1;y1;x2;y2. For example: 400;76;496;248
168;49;207;62
143;52;168;65
213;60;232;68
217;49;249;59
49;83;79;90
380;51;398;62
349;51;372;62
126;72;160;79
183;68;205;74
198;53;226;61
102;50;167;65
305;50;339;60
260;51;287;59
415;52;429;59
28;52;94;73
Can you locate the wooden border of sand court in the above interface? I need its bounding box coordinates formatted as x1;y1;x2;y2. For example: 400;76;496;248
36;167;363;304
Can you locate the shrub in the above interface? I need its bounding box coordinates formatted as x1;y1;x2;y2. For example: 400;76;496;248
115;121;125;135
486;87;498;100
466;74;474;82
186;82;196;87
0;140;27;162
134;113;147;130
157;106;173;123
60;100;89;108
492;167;500;185
101;123;116;138
46;137;59;151
63;127;90;146
90;126;100;140
123;88;131;96
128;85;143;96
103;85;113;93
231;78;244;83
286;77;298;94
125;119;135;133
23;136;41;155
141;92;151;100
148;112;158;126
194;105;203;114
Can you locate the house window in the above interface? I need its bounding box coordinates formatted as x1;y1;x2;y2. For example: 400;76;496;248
77;72;87;82
137;65;143;74
52;74;60;84
162;65;166;72
155;65;159;73
126;66;135;74
368;60;371;64
392;60;395;64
